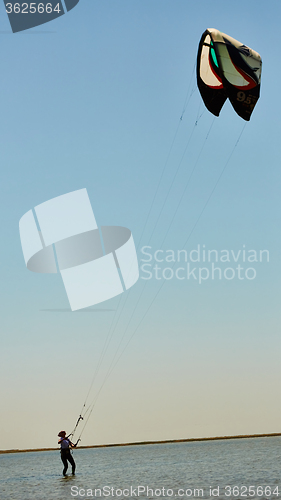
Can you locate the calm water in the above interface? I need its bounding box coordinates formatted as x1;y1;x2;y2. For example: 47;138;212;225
0;438;281;500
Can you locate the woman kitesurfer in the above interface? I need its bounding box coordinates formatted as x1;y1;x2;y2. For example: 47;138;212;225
58;430;77;476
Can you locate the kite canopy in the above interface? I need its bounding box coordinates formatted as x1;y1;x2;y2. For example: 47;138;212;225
197;28;262;121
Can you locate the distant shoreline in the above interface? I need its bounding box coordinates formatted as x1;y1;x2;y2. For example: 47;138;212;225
1;432;281;454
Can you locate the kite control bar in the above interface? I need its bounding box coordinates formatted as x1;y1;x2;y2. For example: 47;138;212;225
75;415;84;426
68;414;84;442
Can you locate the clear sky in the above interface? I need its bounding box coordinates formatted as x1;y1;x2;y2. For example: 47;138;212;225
0;0;281;450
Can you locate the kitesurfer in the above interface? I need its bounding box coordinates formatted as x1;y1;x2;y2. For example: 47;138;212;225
58;430;77;476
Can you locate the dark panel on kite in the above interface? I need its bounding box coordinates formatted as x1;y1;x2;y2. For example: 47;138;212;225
64;0;80;12
3;1;64;33
3;0;80;33
197;29;262;121
197;30;228;117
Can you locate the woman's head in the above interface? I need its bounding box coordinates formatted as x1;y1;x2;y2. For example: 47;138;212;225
58;431;66;437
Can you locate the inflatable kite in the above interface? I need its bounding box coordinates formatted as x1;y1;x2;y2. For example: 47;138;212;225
197;28;262;121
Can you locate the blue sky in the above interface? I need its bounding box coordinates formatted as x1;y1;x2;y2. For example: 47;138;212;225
0;0;281;450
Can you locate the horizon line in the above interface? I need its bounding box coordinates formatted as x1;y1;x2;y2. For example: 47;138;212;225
1;432;281;455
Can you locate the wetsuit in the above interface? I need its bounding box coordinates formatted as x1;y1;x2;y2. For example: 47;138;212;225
59;437;76;476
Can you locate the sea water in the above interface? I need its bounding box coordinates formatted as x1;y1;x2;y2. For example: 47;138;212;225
0;437;280;500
